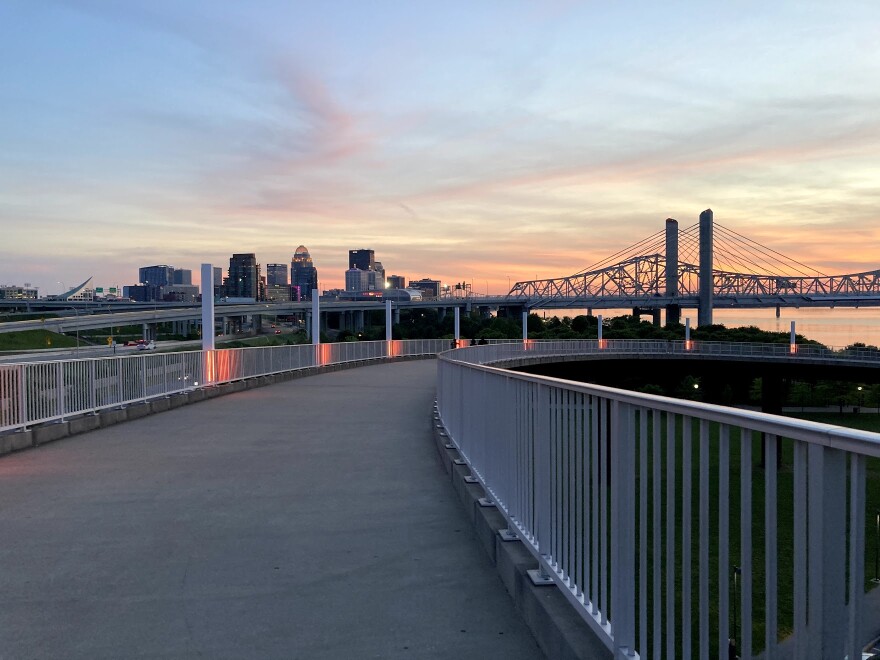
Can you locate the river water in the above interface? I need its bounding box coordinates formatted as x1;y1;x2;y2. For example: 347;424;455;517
552;307;880;349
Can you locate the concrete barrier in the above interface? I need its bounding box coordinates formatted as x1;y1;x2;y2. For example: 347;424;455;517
69;414;101;435
100;407;129;427
126;403;152;421
150;398;171;414
33;421;70;446
0;431;32;454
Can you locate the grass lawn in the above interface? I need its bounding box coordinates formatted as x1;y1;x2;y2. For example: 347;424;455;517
618;410;879;657
0;329;80;350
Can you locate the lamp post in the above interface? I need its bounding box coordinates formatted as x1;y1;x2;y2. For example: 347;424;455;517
858;385;864;412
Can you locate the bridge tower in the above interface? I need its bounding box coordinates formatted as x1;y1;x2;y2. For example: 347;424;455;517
698;209;714;326
665;218;679;325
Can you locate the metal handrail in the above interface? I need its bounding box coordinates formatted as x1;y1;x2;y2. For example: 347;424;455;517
437;342;880;658
0;339;451;433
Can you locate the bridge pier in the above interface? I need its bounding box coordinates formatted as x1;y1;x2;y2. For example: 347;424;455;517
632;307;662;326
698;209;714;326
665;218;681;325
142;322;159;341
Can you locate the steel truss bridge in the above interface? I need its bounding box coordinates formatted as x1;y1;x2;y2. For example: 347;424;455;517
509;210;880;322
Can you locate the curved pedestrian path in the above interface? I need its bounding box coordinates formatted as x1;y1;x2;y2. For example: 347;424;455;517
0;359;544;659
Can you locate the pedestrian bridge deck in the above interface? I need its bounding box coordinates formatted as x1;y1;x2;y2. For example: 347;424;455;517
0;359;543;659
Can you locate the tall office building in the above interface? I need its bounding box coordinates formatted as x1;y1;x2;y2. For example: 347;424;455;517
266;263;288;287
373;261;386;288
387;275;406;289
291;246;318;300
139;265;174;287
172;268;192;285
345;268;371;292
224;253;261;300
409;278;441;299
348;249;374;271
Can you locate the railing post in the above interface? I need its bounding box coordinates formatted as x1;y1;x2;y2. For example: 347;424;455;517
807;444;847;659
610;400;636;657
56;362;65;420
530;382;554;584
18;364;27;428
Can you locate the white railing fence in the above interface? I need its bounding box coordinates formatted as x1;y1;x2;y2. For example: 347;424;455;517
437;344;880;660
0;339;448;433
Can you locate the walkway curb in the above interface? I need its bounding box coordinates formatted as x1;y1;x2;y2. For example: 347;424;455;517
432;412;612;660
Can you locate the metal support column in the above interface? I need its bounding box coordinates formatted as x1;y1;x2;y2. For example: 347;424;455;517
311;290;320;344
385;300;392;341
201;263;215;351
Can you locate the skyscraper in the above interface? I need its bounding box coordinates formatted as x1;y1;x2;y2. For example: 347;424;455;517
139;265;174;287
291;246;318;300
345;268;370;292
224;253;261;300
387;275;406;289
348;249;374;271
172;268;192;285
266;263;288;287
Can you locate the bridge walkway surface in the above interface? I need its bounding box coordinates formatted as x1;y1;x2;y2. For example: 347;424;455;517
0;359;545;659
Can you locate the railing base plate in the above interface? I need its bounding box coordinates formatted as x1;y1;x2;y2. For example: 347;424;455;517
527;569;555;586
478;497;495;508
463;475;478;483
499;529;519;542
453;458;466;466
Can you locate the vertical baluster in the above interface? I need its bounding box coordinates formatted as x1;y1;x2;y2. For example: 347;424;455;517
847;453;865;660
652;411;662;660
611;400;636;654
699;419;709;660
792;441;807;659
591;394;599;613
765;435;778;659
639;407;648;657
741;431;753;660
682;417;692;660
666;412;676;659
600;398;608;623
718;425;730;660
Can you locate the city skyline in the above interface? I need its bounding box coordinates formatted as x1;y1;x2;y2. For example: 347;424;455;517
2;1;879;294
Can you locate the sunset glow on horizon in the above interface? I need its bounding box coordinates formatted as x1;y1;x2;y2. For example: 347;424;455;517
2;1;879;294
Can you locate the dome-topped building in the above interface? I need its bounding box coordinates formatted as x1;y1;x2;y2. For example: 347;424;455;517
291;246;318;300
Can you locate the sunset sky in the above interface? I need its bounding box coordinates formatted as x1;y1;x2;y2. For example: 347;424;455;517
2;0;879;295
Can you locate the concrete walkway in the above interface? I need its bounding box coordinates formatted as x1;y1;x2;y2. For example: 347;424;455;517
0;360;544;659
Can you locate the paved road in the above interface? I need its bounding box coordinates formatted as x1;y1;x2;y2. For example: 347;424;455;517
0;359;543;659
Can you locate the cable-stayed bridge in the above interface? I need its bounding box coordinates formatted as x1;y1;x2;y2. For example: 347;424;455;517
509;209;880;324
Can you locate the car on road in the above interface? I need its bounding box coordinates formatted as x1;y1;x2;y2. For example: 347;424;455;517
136;341;156;351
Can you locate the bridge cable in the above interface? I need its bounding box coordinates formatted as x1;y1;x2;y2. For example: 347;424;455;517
714;223;827;277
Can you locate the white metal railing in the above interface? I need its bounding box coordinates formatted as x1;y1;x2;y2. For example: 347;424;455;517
0;339;449;433
437;342;880;659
